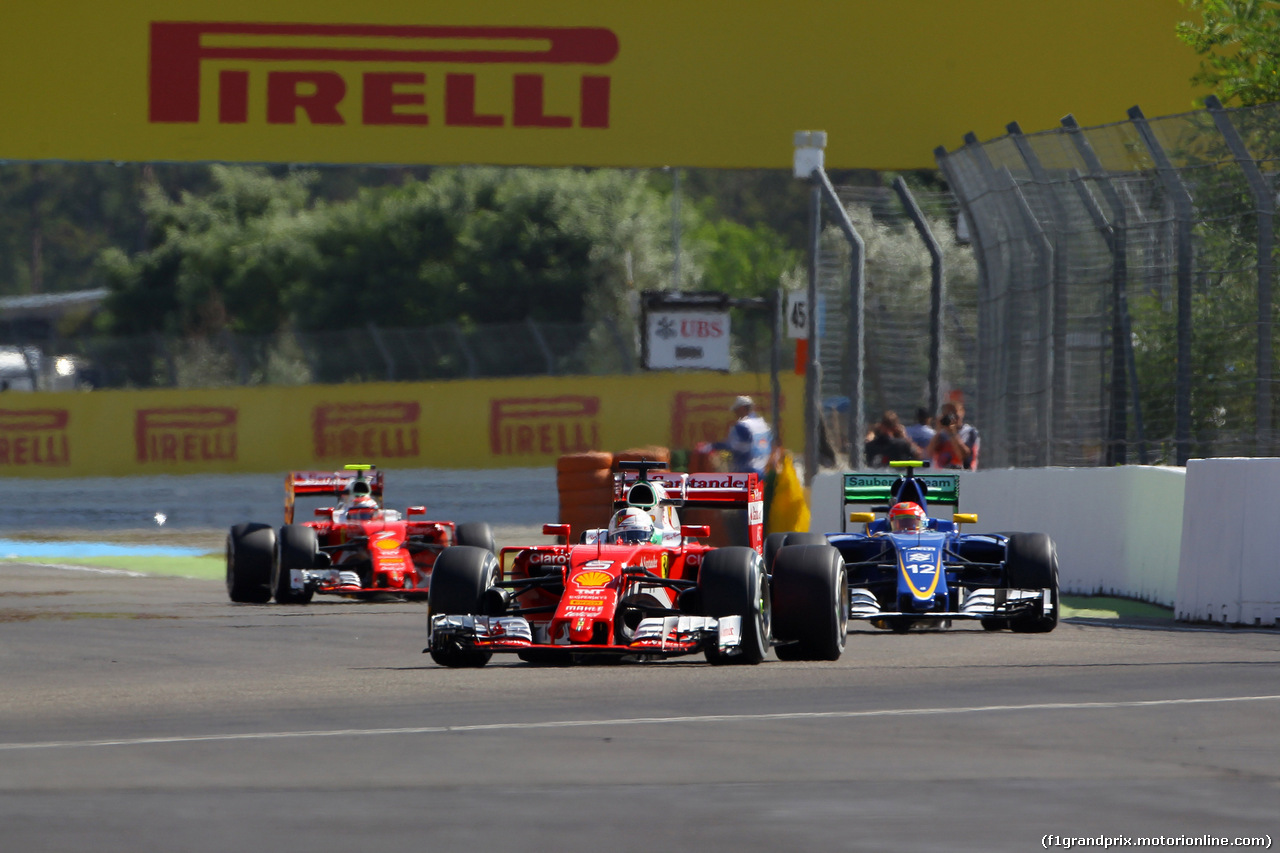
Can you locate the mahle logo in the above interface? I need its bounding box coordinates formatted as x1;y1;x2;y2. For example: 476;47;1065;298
149;22;619;129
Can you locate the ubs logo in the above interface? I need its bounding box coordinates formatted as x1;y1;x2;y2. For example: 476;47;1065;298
136;407;238;463
312;402;420;459
0;408;70;467
149;22;619;129
490;396;600;456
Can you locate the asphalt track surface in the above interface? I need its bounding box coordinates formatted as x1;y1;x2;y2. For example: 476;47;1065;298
2;471;1278;851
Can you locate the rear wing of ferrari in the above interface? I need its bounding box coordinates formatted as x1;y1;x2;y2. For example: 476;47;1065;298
284;468;384;524
613;470;764;510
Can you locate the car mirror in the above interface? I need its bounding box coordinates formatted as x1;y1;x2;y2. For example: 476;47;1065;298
680;525;710;539
543;523;571;539
953;513;978;525
849;511;876;523
406;506;427;516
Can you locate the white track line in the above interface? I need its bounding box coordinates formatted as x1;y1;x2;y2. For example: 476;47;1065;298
3;694;1278;752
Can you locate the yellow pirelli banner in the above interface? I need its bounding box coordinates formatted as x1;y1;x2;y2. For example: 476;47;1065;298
0;373;803;478
0;1;1201;169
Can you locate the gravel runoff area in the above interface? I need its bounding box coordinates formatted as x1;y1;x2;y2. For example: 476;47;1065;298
11;468;561;552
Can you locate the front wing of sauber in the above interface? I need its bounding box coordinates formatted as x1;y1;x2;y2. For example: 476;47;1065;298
430;614;745;657
847;584;1055;621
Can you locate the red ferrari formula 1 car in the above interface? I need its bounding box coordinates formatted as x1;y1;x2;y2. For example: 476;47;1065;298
226;465;496;604
425;461;847;667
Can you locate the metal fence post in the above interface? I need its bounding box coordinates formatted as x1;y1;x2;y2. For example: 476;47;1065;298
891;176;944;416
1129;106;1195;465
366;322;396;381
1062;114;1148;465
1006;171;1055;466
526;317;556;375
806;179;822;482
1205;95;1275;455
935;145;995;446
1007;121;1068;465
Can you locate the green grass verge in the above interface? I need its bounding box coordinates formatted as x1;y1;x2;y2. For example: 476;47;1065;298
1060;595;1173;621
3;555;225;581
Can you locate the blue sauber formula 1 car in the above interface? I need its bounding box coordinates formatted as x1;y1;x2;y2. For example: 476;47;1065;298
771;461;1059;633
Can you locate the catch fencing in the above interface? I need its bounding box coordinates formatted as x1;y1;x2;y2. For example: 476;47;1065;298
936;98;1280;468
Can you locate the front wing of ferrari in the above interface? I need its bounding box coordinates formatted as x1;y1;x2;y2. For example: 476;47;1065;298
429;614;745;657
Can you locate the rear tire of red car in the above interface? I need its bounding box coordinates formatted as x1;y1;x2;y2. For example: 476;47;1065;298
273;524;317;605
764;532;828;572
1005;533;1060;634
226;523;274;603
455;521;497;555
700;547;770;665
428;546;500;668
771;544;848;661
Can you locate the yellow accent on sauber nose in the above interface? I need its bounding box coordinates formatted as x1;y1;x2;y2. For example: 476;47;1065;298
899;552;942;599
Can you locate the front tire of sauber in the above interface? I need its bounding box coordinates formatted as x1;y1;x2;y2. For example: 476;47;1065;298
771;544;848;661
427;546;501;668
1004;532;1060;634
226;523;275;603
273;524;317;605
699;547;770;666
455;521;498;555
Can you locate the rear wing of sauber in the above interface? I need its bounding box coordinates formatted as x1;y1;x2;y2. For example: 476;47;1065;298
284;469;384;524
841;471;959;531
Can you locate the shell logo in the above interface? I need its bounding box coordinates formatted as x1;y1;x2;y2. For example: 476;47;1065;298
373;538;402;551
572;570;612;587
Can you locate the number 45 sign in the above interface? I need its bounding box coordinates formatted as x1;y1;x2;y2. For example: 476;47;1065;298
786;292;822;340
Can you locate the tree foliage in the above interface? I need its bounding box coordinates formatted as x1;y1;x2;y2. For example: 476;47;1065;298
1177;0;1280;106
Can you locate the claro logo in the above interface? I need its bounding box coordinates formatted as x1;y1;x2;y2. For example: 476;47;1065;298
149;22;619;129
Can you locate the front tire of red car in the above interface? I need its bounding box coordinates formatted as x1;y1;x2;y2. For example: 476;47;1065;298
428;546;500;668
226;523;274;603
273;524;317;605
700;547;770;665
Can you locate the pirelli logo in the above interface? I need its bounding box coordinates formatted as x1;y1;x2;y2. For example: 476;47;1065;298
136;407;238;463
312;402;420;459
0;409;70;467
490;396;600;456
149;22;619;129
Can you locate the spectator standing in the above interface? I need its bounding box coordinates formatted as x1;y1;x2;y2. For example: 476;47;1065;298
714;395;773;477
864;410;924;468
925;400;980;470
904;406;935;452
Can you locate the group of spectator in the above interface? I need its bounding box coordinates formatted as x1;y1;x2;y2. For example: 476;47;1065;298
863;399;980;470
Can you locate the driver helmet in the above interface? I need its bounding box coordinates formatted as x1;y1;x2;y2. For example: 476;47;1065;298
607;507;657;545
345;495;381;522
889;501;927;534
348;478;373;502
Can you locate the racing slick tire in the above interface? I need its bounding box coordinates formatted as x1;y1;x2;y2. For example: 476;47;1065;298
763;532;828;572
980;617;1008;632
699;547;770;666
273;524;318;605
771;544;848;661
455;521;498;555
427;546;501;668
226;523;275;603
1005;533;1060;634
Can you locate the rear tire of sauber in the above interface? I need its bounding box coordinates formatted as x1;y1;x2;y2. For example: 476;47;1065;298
699;547;770;666
455;521;498;555
273;525;317;605
771;544;848;661
226;523;274;604
1005;533;1060;634
428;546;501;668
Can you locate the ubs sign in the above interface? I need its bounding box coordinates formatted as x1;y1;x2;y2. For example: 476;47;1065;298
645;311;731;371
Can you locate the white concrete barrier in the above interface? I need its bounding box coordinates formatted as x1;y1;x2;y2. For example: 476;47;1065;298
1175;458;1280;626
809;466;1185;607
